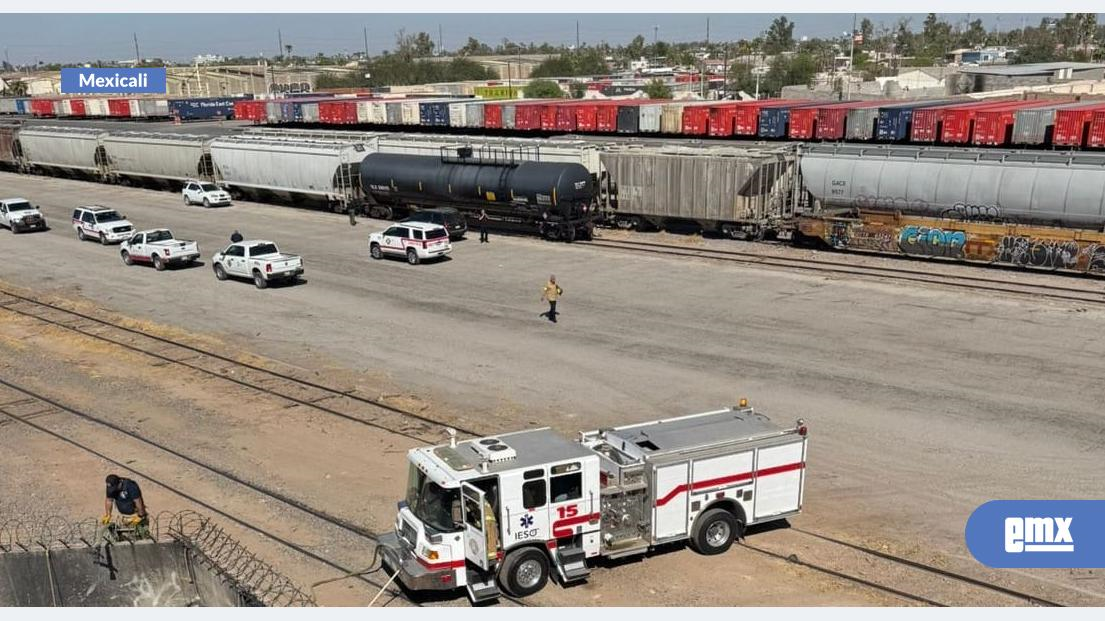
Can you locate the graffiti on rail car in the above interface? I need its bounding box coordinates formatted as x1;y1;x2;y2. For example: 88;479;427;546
898;226;967;259
798;212;1105;276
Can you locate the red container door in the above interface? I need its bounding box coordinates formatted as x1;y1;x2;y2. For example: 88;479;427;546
1088;111;1105;148
342;101;358;123
576;104;597;131
70;99;87;116
971;110;1012;145
732;105;763;135
541;105;559;130
484;104;502;129
910;108;946;142
596;105;618;132
682;106;709;134
788;108;818;139
107;98;129;117
31;99;52;116
1053;108;1100;147
318;101;334;123
815;108;848;140
707;106;727;137
939;109;972;143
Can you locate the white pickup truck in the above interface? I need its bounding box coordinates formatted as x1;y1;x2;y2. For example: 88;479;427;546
211;240;304;289
120;229;201;271
0;198;48;234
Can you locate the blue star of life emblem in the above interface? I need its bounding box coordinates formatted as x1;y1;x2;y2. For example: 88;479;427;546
520;514;534;528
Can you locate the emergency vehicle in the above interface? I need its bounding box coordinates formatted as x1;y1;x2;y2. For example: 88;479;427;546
378;402;808;602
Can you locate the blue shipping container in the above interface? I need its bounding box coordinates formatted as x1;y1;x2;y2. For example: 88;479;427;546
419;101;451;126
169;96;252;121
758;108;791;138
876;99;958;141
15;98;29;114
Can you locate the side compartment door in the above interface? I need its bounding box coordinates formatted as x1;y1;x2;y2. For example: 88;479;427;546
460;483;490;571
752;441;807;520
652;462;690;540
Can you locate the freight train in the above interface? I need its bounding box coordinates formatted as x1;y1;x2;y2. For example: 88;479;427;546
4;120;1105;275
8;92;1105;149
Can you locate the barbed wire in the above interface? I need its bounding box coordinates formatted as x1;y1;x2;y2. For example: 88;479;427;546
0;510;315;607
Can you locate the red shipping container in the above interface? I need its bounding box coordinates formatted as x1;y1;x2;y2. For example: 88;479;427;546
513;103;542;130
1088;111;1105;148
1053;103;1105;147
595;103;619;132
788;106;820;139
575;103;603;132
555;103;578;131
682;105;711;135
707;103;740;137
484;103;503;129
970;99;1067;145
319;100;358;124
937;99;1026;143
30;99;55;117
107;98;131;117
908;100;999;142
540;104;559;131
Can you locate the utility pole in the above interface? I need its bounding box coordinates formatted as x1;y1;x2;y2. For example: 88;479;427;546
438;24;443;54
654;25;658;48
706;17;710;46
133;33;141;64
576;20;580;51
845;13;857;101
363;27;370;60
278;29;284;59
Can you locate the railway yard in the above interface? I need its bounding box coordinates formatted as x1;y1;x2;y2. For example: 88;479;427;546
2;167;1105;606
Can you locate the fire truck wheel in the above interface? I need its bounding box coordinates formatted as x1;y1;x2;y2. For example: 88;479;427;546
692;508;738;555
499;547;549;597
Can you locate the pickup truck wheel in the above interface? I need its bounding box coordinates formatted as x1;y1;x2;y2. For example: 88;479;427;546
77;228;86;241
203;198;211;208
690;508;739;556
183;195;191;206
370;243;383;260
10;223;20;234
99;232;108;245
121;250;133;266
152;255;165;271
499;547;549;598
213;263;228;281
252;270;268;289
406;248;420;265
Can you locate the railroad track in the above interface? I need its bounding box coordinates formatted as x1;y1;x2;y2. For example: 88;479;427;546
584;238;1105;306
0;377;528;608
0;287;490;443
740;528;1065;607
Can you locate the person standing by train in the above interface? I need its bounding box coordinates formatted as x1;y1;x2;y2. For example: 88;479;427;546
540;275;562;323
478;210;489;243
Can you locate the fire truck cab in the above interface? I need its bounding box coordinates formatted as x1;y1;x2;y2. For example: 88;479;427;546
378;403;807;603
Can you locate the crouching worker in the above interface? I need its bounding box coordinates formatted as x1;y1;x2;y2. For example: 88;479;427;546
101;474;150;538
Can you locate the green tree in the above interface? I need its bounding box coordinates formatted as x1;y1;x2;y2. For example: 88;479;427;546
523;79;564;99
530;50;609;78
643;79;672;99
569;81;587;98
626;34;646;60
1014;21;1063;63
921;13;953;59
760;52;817;97
764;16;795;55
860;18;874;42
459;37;492;56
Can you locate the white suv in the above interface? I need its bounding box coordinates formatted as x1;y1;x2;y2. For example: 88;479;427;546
72;206;135;245
182;180;232;207
369;222;452;265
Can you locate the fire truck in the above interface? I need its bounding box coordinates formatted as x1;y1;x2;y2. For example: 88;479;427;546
378;402;808;603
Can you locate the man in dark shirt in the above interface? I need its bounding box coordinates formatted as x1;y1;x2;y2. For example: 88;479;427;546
102;474;148;526
230;230;244;243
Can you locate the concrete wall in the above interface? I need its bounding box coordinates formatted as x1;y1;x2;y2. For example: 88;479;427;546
0;541;244;607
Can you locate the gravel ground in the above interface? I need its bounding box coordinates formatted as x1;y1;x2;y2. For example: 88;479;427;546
0;170;1103;606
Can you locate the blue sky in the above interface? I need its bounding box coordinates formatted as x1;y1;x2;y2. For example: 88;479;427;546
0;13;1074;65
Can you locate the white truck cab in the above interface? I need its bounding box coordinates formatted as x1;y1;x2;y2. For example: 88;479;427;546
0;198;47;234
211;240;304;289
120;229;201;271
379;403;808;603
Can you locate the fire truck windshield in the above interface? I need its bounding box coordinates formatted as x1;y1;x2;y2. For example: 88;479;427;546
406;465;461;533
